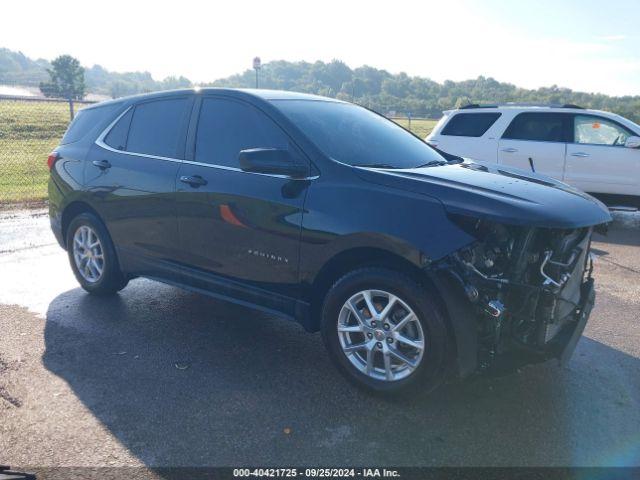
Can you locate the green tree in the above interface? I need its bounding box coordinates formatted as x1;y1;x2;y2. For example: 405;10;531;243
454;96;472;108
39;54;85;100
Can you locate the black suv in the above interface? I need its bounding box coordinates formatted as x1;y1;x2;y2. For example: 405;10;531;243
49;89;611;394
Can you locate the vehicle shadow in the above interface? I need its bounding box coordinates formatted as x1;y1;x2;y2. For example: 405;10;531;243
43;281;640;468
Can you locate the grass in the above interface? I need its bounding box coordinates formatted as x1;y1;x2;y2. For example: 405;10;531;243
391;117;438;139
0;100;88;205
0;100;438;205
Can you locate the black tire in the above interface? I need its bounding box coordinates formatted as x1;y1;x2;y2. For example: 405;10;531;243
66;212;128;295
321;267;449;395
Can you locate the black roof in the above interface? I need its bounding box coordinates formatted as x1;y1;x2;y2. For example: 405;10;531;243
84;88;339;110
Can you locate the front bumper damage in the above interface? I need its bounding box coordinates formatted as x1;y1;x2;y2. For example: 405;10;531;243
428;218;601;377
482;277;595;376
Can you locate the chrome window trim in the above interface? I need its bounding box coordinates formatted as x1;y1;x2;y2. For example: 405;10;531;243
95;105;184;164
94;106;319;180
180;160;319;180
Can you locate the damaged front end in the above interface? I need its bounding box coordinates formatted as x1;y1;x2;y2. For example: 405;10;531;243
434;214;600;376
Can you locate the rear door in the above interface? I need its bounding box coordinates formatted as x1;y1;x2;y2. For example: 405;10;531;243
174;95;311;310
498;112;569;179
564;114;640;195
86;95;193;274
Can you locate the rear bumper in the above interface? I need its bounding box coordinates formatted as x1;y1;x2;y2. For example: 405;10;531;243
50;213;65;249
49;185;65;248
48;179;65;249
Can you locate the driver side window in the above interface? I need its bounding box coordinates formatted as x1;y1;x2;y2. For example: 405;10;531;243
195;97;290;167
574;115;632;146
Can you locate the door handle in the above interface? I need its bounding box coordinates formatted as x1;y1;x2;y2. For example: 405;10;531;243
571;152;590;158
92;159;111;170
501;147;518;153
180;175;208;187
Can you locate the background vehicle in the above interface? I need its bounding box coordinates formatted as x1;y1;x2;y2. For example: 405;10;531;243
49;89;611;395
426;105;640;201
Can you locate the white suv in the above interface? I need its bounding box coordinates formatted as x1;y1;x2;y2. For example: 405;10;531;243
426;104;640;198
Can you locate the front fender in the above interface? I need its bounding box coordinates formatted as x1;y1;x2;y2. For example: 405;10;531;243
299;176;475;284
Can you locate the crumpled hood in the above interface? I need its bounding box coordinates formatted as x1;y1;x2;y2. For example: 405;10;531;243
356;161;612;229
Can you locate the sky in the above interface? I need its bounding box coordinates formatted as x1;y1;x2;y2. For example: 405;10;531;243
2;0;639;96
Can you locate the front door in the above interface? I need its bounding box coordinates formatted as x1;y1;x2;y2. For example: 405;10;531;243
175;96;311;310
497;112;569;180
564;114;640;195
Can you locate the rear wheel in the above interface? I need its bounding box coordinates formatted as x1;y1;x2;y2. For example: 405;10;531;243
66;213;128;295
321;267;449;395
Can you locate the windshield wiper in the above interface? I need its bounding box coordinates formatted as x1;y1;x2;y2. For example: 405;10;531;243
415;160;447;168
357;163;399;169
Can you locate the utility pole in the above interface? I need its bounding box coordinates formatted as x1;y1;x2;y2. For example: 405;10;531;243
253;57;261;88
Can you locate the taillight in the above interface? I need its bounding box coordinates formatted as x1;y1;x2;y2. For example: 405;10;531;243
47;151;59;171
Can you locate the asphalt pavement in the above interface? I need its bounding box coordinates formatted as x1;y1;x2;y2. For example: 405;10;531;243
0;209;638;468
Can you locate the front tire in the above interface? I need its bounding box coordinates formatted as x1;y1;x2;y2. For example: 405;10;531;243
321;267;449;395
66;213;128;295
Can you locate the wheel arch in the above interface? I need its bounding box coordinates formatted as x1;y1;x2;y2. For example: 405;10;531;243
307;246;450;335
60;201;104;249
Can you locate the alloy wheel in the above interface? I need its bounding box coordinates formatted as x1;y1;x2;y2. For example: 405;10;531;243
337;289;425;381
72;225;105;283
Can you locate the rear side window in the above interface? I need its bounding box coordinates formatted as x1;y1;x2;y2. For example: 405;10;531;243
195;97;289;167
441;113;501;137
104;108;133;150
126;97;191;158
503;113;567;142
61;104;118;144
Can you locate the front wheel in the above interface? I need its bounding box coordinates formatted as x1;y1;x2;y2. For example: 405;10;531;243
321;267;449;395
66;213;128;295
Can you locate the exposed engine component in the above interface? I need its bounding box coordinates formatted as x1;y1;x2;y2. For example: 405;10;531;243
439;215;594;369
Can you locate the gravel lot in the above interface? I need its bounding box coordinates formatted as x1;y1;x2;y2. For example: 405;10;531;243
0;209;638;469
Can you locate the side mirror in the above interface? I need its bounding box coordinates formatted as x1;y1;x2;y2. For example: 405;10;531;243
625;136;640;149
238;148;308;178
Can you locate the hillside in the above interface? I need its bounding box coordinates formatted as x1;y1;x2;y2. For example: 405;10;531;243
210;59;640;121
0;49;50;85
1;48;639;121
0;48;191;98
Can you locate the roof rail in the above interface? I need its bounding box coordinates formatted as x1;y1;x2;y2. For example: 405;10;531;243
458;103;584;110
459;104;497;109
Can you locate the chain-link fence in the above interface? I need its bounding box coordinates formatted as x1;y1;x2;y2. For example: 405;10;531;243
388;116;438;139
0;96;94;207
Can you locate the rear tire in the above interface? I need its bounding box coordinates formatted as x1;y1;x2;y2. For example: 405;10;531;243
321;267;449;395
66;213;128;295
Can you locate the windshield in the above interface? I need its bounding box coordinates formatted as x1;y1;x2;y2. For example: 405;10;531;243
273;100;446;169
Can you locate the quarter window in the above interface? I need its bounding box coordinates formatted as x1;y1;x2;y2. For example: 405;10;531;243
126;97;191;158
61;104;119;144
104;108;133;150
574;115;632;146
195;98;289;167
502;113;567;142
441;113;501;137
